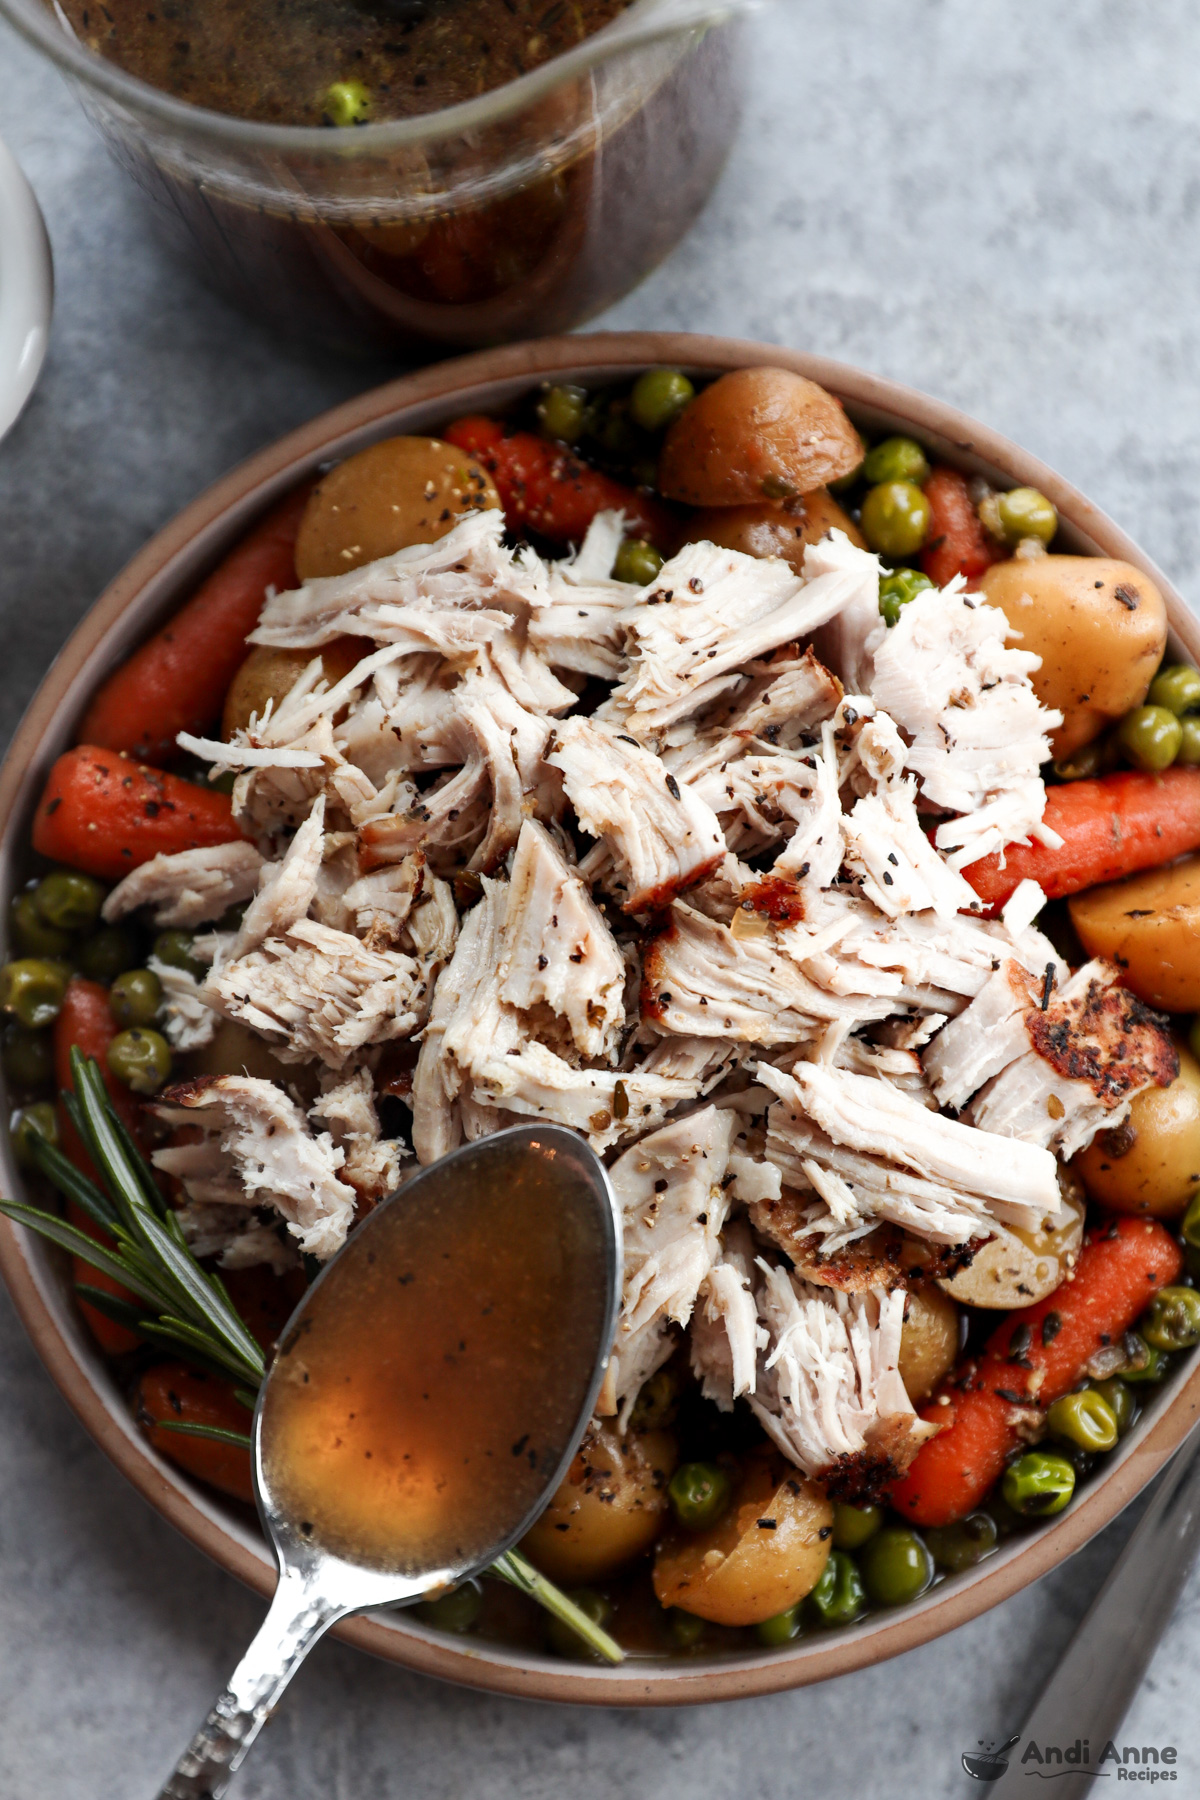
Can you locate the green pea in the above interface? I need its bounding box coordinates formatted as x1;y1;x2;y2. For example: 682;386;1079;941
1148;664;1200;716
1182;1188;1200;1250
107;1027;172;1095
859;481;932;560
538;383;588;444
0;958;70;1030
34;870;105;933
1141;1285;1200;1352
9;1100;58;1170
1121;1332;1171;1384
878;568;934;628
1092;1377;1137;1437
667;1607;706;1651
322;79;371;126
630;368;695;434
152;931;204;980
10;891;71;959
1177;718;1200;767
109;968;163;1029
808;1550;866;1627
1046;1388;1118;1453
627;1365;681;1432
546;1588;612;1660
416;1581;482;1634
924;1513;998;1573
613;539;665;586
2;1026;54;1087
755;1603;803;1647
859;1524;934;1606
862;435;930;488
831;1500;883;1551
995;487;1058;548
668;1461;732;1532
76;925;141;986
1001;1450;1076;1517
1118;705;1182;773
828;431;867;494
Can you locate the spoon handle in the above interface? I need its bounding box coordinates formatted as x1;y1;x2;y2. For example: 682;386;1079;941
157;1567;341;1800
985;1429;1200;1799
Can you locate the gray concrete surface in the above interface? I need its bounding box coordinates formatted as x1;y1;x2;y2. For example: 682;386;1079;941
3;1;1200;1793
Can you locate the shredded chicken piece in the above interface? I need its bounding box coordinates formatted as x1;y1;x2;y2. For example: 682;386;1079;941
499;820;626;1060
549;717;725;912
689;1218;764;1409
869;584;1064;869
605;532;879;736
103;842;265;930
642;902;896;1041
341;854;425;950
206;920;423;1070
152;1075;357;1260
173;1201;300;1274
746;1263;938;1497
963;959;1178;1158
604;1106;738;1419
148;955;217;1052
310;1067;405;1206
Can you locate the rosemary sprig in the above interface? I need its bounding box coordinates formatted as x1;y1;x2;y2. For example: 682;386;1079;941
0;1053;623;1665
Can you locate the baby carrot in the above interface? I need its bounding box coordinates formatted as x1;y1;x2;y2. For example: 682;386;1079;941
32;745;243;884
444;415;677;550
961;768;1200;911
54;978;143;1351
79;485;309;763
920;466;1004;590
136;1363;255;1502
891;1215;1183;1527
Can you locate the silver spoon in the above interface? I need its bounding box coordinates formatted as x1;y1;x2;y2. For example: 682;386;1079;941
157;1123;621;1800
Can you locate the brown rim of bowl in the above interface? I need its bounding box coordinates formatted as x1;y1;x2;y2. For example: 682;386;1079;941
2;331;1199;1707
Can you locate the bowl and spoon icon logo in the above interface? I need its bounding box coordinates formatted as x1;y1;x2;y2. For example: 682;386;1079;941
964;1735;1021;1781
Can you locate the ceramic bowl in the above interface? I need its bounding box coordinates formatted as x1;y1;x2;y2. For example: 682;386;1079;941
2;331;1198;1705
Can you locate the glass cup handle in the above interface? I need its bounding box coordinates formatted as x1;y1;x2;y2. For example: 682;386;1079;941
157;1567;341;1800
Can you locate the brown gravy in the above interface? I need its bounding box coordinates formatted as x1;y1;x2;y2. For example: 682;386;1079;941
58;0;632;126
259;1135;610;1577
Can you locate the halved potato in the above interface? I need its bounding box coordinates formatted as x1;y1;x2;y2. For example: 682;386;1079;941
294;435;500;580
1073;1042;1200;1218
898;1285;959;1403
221;637;369;741
653;1450;831;1626
939;1188;1085;1309
520;1422;677;1584
1069;857;1200;1012
980;555;1167;758
657;368;862;507
683;488;866;565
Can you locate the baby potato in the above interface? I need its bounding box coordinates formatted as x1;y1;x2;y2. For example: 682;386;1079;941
683;489;867;566
1073;1043;1200;1218
653;1450;832;1626
294;436;500;580
657;368;863;508
898;1285;959;1402
1069;856;1200;1011
980;556;1167;758
520;1422;677;1585
221;637;368;740
939;1185;1085;1310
